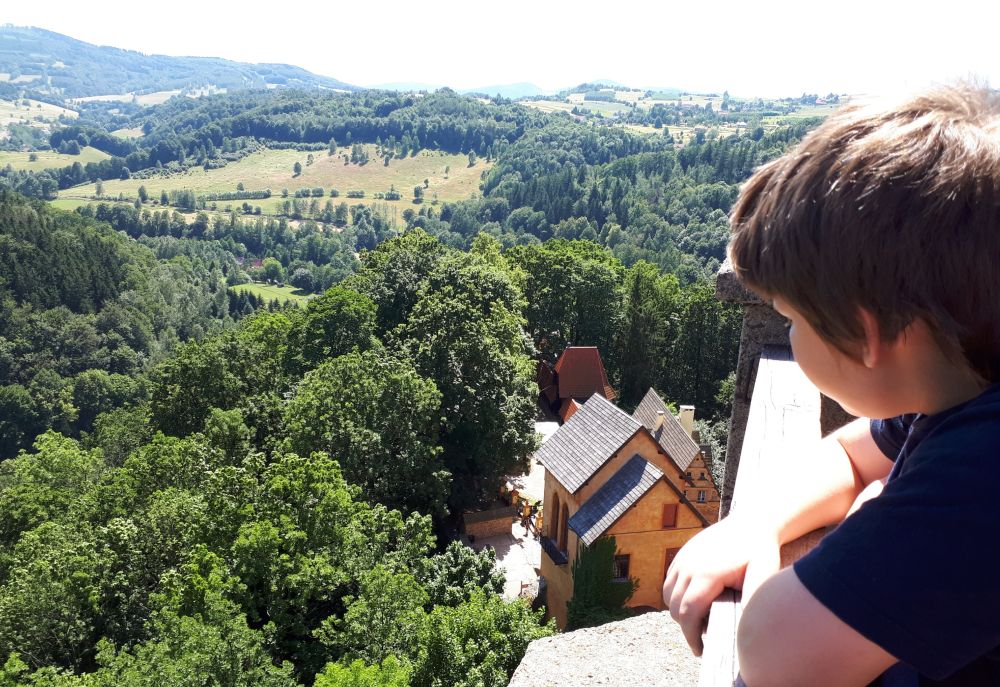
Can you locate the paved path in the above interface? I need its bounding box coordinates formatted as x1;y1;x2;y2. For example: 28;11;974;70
466;420;559;601
469;520;542;600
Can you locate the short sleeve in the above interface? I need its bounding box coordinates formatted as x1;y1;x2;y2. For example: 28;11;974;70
869;414;917;461
796;405;1000;680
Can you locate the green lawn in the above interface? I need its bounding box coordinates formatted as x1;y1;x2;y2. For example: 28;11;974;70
60;146;488;215
0;146;111;172
230;283;311;306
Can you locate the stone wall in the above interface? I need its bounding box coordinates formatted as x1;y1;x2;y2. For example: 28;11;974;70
509;612;699;687
463;505;515;540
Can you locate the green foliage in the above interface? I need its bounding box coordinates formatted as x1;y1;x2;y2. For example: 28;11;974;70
344;230;447;333
394;248;538;509
566;536;636;630
418;540;505;607
315;657;410;687
283;350;448;516
320;566;428;664
614;261;680;406
284;287;377;374
0;433;104;555
410;593;554;687
0;522;102;671
148;339;242;436
508;239;625;360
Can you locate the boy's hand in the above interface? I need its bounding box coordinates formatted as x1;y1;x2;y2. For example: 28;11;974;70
662;515;781;656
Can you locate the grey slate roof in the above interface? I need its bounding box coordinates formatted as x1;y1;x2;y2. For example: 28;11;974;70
567;454;663;546
632;388;701;471
535;394;643;493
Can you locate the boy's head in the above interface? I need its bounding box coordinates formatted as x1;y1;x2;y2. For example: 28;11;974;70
729;83;1000;382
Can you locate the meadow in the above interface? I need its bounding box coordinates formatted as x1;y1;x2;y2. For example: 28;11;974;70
229;282;310;305
0;97;78;140
71;90;183;106
521;99;632;116
59;145;489;214
0;146;110;171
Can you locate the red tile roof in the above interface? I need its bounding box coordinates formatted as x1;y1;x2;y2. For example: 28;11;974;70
559;398;582;423
553;347;616;401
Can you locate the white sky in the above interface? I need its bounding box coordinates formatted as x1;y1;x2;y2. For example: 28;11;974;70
4;0;999;97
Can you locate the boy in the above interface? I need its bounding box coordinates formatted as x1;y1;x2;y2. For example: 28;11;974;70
662;84;1000;686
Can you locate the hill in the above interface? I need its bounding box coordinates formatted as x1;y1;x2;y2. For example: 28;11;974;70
461;83;548;99
0;25;358;98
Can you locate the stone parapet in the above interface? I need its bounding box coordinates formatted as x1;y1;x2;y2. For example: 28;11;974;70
509;612;699;687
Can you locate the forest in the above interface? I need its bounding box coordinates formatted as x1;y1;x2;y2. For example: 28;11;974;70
0;79;823;686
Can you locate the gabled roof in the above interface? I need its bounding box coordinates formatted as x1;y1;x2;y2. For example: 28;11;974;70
536;394;642;493
568;454;663;546
553;347;616;401
632;388;701;471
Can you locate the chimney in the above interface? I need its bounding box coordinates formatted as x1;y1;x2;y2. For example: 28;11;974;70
679;405;695;438
654;410;666;432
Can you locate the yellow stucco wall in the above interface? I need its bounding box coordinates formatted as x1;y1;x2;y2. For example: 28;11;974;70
541;467;580;629
539;430;708;628
682;454;721;522
606;480;704;609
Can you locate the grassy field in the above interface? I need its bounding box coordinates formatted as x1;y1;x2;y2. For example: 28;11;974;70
0;74;42;84
72;90;183;106
764;103;840;125
112;127;145;139
0;146;111;171
521;100;575;114
0;97;79;141
60;146;488;214
521;99;631;117
230;282;311;305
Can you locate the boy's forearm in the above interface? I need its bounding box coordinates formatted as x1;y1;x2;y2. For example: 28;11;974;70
739;418;888;546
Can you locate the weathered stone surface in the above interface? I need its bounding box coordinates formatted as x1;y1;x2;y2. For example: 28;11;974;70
714;259;763;305
508;612;699;687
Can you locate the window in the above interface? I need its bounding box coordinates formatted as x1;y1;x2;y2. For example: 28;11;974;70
661;503;678;528
685;471;692;480
697;490;706;503
612;554;631;582
699;471;705;480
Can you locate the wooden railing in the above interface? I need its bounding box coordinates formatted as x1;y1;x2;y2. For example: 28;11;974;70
697;346;834;687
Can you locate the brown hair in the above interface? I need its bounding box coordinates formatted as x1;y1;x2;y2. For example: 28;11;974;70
729;83;1000;381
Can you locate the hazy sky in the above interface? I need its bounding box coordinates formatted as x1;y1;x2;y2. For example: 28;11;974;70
4;1;999;97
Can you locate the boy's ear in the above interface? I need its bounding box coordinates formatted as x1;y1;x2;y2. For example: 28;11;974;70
858;308;882;368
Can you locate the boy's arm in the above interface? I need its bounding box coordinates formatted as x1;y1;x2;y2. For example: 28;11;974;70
663;418;894;655
737;567;897;687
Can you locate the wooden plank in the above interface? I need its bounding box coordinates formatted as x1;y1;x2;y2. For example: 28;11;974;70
698;346;823;686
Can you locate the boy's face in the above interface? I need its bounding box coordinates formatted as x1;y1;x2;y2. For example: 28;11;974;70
771;296;886;419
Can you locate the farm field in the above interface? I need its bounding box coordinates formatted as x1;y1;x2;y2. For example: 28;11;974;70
230;282;310;305
764;103;841;125
71;90;182;106
521;99;631;116
520;100;575;114
0;146;110;171
59;145;488;213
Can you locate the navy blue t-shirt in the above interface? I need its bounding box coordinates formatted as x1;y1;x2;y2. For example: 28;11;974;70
793;384;1000;686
